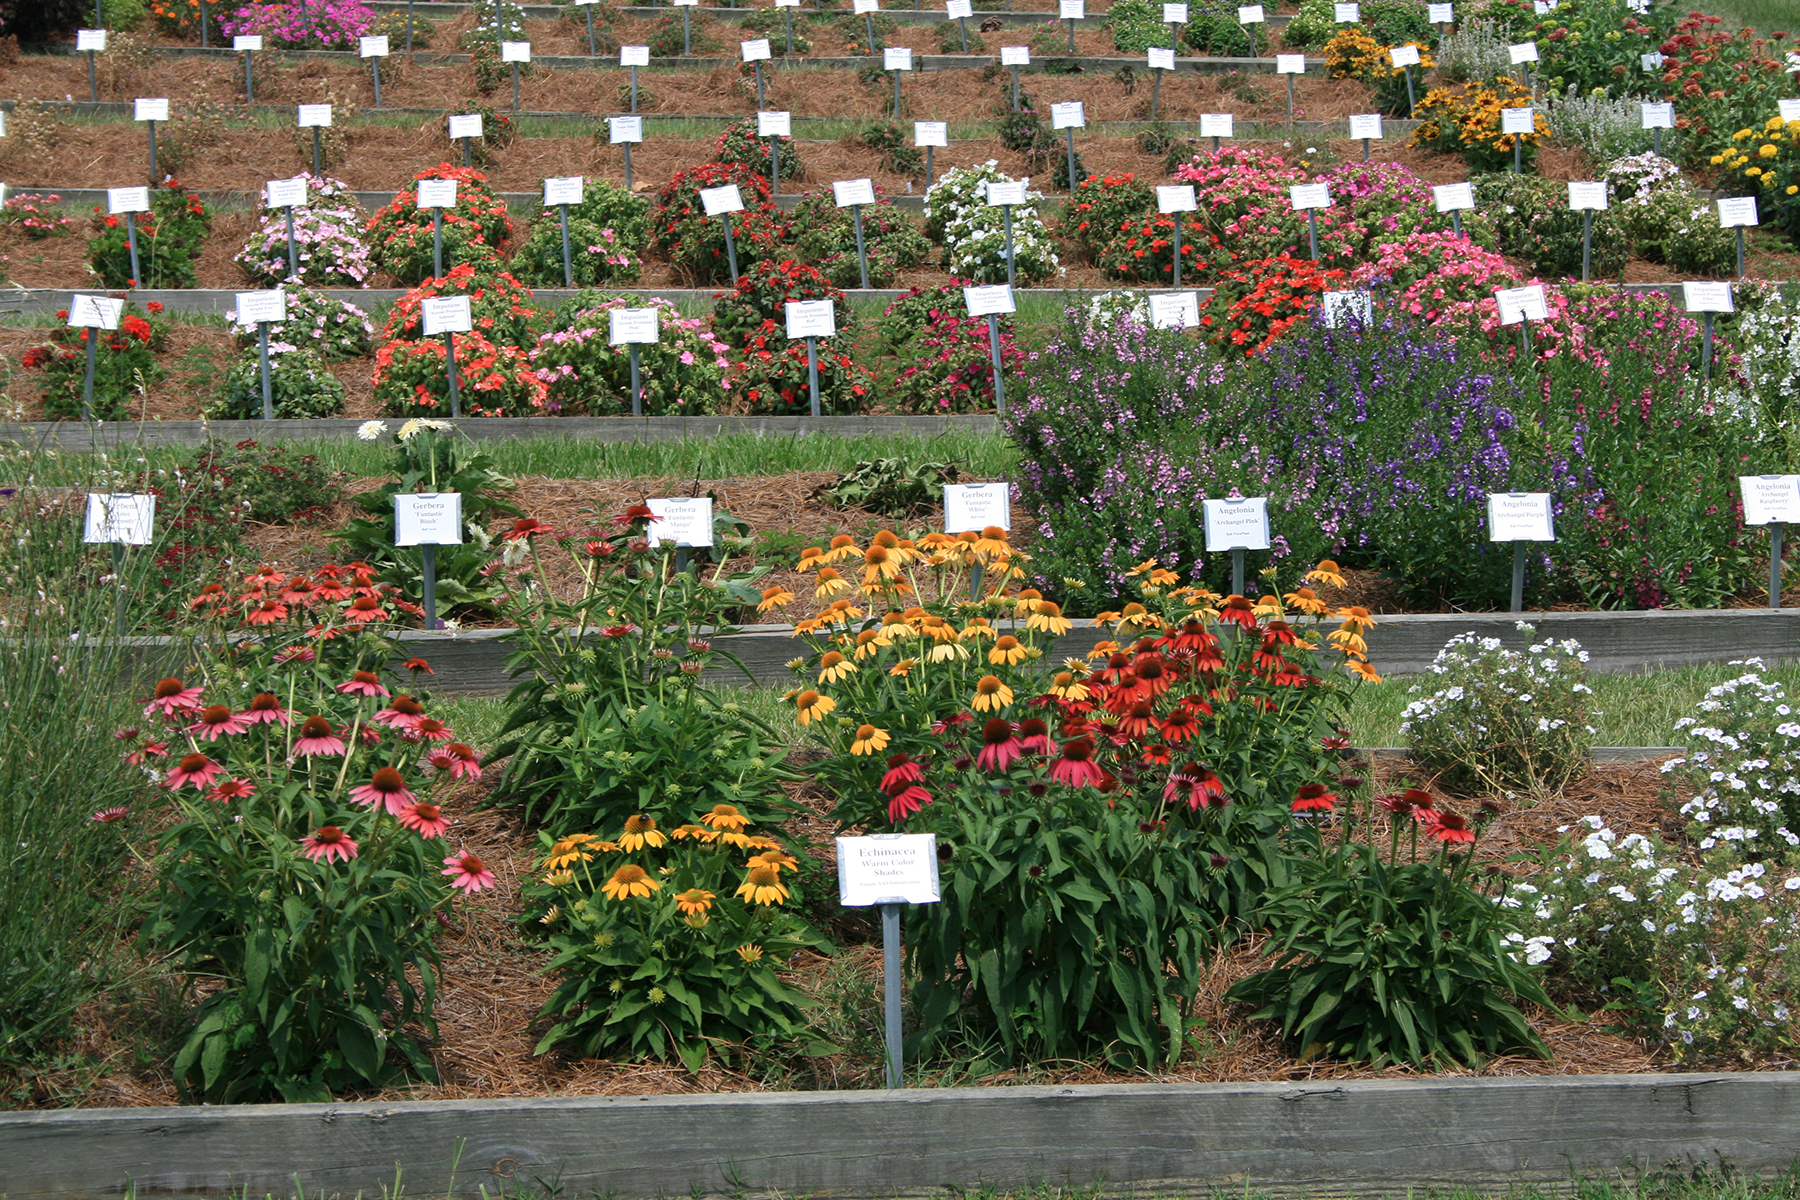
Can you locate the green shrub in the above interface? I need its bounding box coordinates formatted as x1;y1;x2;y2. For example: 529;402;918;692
1061;172;1155;263
651;161;787;285
85;181;211;289
229;286;375;361
1181;0;1263;55
1107;0;1168;53
209;347;348;420
862;121;924;177
1474;172;1626;279
20;298;168;421
530;295;732;415
511;217;643;287
789;187;930;288
714;116;804;183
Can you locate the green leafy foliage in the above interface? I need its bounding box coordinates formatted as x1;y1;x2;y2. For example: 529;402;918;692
85;181;211;289
812;458;960;517
209;347;347;420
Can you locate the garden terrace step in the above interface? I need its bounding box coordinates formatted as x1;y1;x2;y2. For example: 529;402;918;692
366;1;1298;26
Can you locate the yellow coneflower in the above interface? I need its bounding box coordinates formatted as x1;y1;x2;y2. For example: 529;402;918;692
1091;609;1123;627
814;567;851;599
618;813;666;851
794;689;836;725
971;674;1014;712
822;534;860;563
745;834;784;851
889;658;918;677
927;640;970;663
669;823;709;841
817;651;857;684
1148;568;1181;587
542;869;575;887
851;724;891;755
894;537;921;564
791;617;824;635
972;525;1010;557
1336;605;1375;634
1084;642;1120;662
1347;660;1382;683
862;543;903;586
988;634;1029;666
1012;588;1043;615
1283;587;1331;616
1306;559;1348;589
959;619;996;642
674;888;715;916
918;531;957;551
1254;594;1284;617
1027;600;1072;635
701;803;749;831
796;546;825;571
736;944;765;962
758;585;796;613
827;598;866;621
919;614;957;642
749;849;798;872
601;864;661;901
736;865;790;905
1328;628;1369;657
1047;670;1090;701
853;628;892;659
543;834;597;870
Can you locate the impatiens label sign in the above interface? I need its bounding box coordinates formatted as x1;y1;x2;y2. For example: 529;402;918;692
1148;47;1175;70
646;497;714;547
914;121;948;147
1718;197;1759;227
701;184;745;216
1237;4;1264;21
267;176;307;208
964;283;1016;316
1157;185;1197;213
420;295;473;336
1060;0;1085;18
394;493;464;546
1486;493;1555;542
758;110;792;138
544;175;583;206
1164;4;1187;22
77;29;107;50
741;38;772;61
1427;3;1453;21
234;290;287;327
1001;45;1030;65
948;0;973;17
1200;112;1234;138
1202;497;1270;551
1319;289;1373;328
944;482;1010;533
1740;477;1800;527
1051;102;1085;130
785;298;836;338
834;178;877;208
610;116;644;143
447;113;484;140
836;834;941;906
67;294;123;329
1433;182;1474;212
83;493;155;545
1567;182;1608;211
417;178;458;208
1289;183;1331;210
1495;284;1548;325
620;45;650;65
1149;291;1199;329
986;180;1029;206
1682;282;1735;313
609;307;660;343
297;104;332;127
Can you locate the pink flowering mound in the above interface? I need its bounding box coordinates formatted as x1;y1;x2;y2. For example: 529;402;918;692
1350;233;1522;325
219;0;376;49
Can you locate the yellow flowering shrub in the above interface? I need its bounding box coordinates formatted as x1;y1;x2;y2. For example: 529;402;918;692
1715;117;1800;240
1409;75;1549;173
1324;28;1433;116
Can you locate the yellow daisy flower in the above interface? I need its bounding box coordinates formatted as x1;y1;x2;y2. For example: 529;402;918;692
971;674;1014;711
851;724;891;755
600;864;661;901
617;814;666;851
794;689;836;725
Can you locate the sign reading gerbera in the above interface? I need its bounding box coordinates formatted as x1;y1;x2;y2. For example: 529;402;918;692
943;482;1010;533
1202;496;1270;551
836;833;941;906
646;497;714;547
394;493;464;546
83;493;156;545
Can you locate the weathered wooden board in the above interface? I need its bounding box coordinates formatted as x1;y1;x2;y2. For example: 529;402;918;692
0;1074;1794;1200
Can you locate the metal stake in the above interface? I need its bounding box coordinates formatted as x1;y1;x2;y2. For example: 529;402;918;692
1003;204;1015;286
1702;311;1714;380
755;61;765;107
986;312;1006;417
683;6;691;54
1581;209;1592;281
585;4;596;54
1307;209;1318;261
1510;541;1526;613
462;135;472;168
1172;214;1181;287
852;204;869;289
1011;64;1019;110
1065;15;1074;52
1738;227;1746;279
559;203;573;286
89;51;98;103
785;8;795;53
200;0;209;47
112;543;127;635
893;68;901;116
82;327;98;421
444;331;462;417
422;544;438;627
957;15;967;50
311;126;322;176
925;145;934;185
372;56;382;106
630;343;642;415
1064;126;1076;193
124;212;141;287
881;903;903;1090
244;49;254;104
806;335;820;415
623;141;634;190
258;321;274;419
1773;522;1786;610
1361;135;1369;162
1231;547;1245;598
630;64;639;111
771;137;780;196
865;10;876;50
147;121;157;185
1403;65;1414;115
406;0;415;51
512;61;521;112
721;213;740;282
1151;68;1161;120
432;208;443;278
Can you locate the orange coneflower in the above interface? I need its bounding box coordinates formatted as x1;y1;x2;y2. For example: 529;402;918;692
736;865;790;905
817;651;857;684
851;724;891;755
813;567;851;599
971;675;1014;712
821;534;860;564
618;813;666;851
793;690;836;725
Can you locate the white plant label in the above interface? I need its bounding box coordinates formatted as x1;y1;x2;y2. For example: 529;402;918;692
621;45;650;65
1060;0;1085;18
448;113;484;139
943;482;1010;533
609;307;661;344
1780;98;1800;122
1276;53;1306;73
742;38;772;61
646;497;714;548
1200;112;1234;138
1163;3;1187;22
785;299;837;339
834;178;877;208
1149;291;1199;330
672;1;698;7
77;29;107;50
1486;493;1555;542
1718;196;1760;228
758;110;792;138
107;186;150;215
1682;282;1735;314
1433;181;1474;212
1238;4;1264;21
360;35;390;56
1001;45;1030;65
417;178;458;208
500;40;530;62
1640;101;1674;129
1568;181;1608;211
1203;497;1271;552
610;115;644;143
267;177;307;208
1740;476;1800;527
884;47;913;70
233;34;261;50
1495;284;1548;325
855;0;879;12
394;493;464;546
836;834;941;906
1500;106;1536;135
1148;47;1175;70
1509;41;1538;63
1157;184;1197;213
1389;44;1420;67
1427;3;1453;21
1349;113;1382;140
776;0;801;8
1641;51;1663;70
1051;101;1085;130
83;493;155;545
914;121;948;147
234;289;288;327
297;104;332;127
1319;289;1373;328
1334;2;1358;20
986;179;1029;206
134;98;169;122
544;175;583;206
1532;0;1550;13
68;294;124;330
701;184;745;216
1289;183;1331;210
947;0;973;17
964;283;1016;317
0;111;7;137
421;294;473;336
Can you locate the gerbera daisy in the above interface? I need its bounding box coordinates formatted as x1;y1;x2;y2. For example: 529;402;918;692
293;715;348;757
398;802;450;838
301;826;359;864
443;853;499;893
208;778;256;803
144;677;205;718
976;719;1023;772
701;803;749;831
240;692;292;726
675;888;715;916
736;865;790;905
166;752;225;790
1050;738;1104;787
373;695;427;730
1291;783;1338;813
970;675;1014;712
336;670;390;698
793;690;836;726
850;724;891;756
349;767;416;815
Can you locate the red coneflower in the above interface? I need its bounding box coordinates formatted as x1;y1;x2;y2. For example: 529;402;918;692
281;576;318;605
1158;707;1203;744
442;853;497;893
612;504;655;528
1166;764;1229;810
244;599;288;626
114;726;141;743
1050;737;1105;787
208;778;257;803
144;677;205;718
274;646;317;665
881;753;924;791
1291;783;1338;813
293;715;348;758
1017;718;1055;755
1141;742;1172;766
336;670;390;698
188;582;227;609
1218;595;1258;631
403;657;434;675
300;826;358;864
885;781;931;824
240;692;292;727
439;742;482;780
1133;654;1172;696
1426;809;1476;844
408;716;454;743
398;802;450;838
1378;788;1435;816
1118;701;1157;740
90;806;129;824
350;767;416;816
344;596;387;624
125;740;168;767
504;517;554;541
373;695;427;731
166;752;225;790
188;704;252;741
976;719;1024;773
599;624;637;638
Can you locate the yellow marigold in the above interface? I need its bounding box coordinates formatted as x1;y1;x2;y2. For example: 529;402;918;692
851;724;891;755
618;813;666;851
971;674;1014;711
701;803;749;831
794;689;836;725
736;865;790;905
601;863;661;901
1762;143;1780;159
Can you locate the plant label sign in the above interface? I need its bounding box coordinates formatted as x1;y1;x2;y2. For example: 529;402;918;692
1319;289;1372;328
417;178;458;208
544;175;583;206
964;283;1016;316
501;41;531;62
672;1;697;7
914;120;948;147
1718;196;1759;227
986;179;1029;206
1148;47;1175;70
786;299;836;339
1289;182;1331;210
421;294;473;337
1568;181;1608;210
1157;184;1197;213
83;493;155;545
1051;102;1085;129
1433;181;1474;212
610;115;644;143
776;0;801;8
646;497;715;548
267;177;307;208
1495;284;1548;325
233;34;262;50
297;104;332;127
67;294;124;330
394;493;464;546
1389;44;1420;66
1237;4;1264;21
1001;45;1030;65
1486;493;1554;542
1740;476;1800;527
1781;99;1800;122
1640;101;1674;129
855;0;880;12
884;47;913;70
1200;112;1234;137
619;45;650;66
360;35;390;56
758;110;792;137
448;113;484;139
1427;3;1453;21
1532;0;1550;12
1509;41;1538;63
834;178;877;207
1203;497;1270;552
701;184;745;216
1060;0;1085;18
837;834;941;906
948;0;973;17
1349;113;1382;139
77;29;107;50
742;38;772;61
134;98;168;122
943;482;1010;533
1682;282;1734;313
234;289;287;327
1276;53;1306;73
1164;3;1188;22
609;307;660;344
1149;291;1199;330
1500;106;1535;135
1334;2;1358;20
107;186;150;215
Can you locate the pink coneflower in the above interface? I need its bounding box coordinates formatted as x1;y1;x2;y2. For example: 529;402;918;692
144;677;204;718
114;726;141;744
344;596;387;624
398;802;450;838
188;704;252;741
408;716;454;743
350;767;416;816
880;753;924;791
344;722;382;747
91;806;129;824
125;740;168;767
300;826;358;864
599;624;638;639
166;752;225;790
240;692;292;726
336;670;390;698
1164;763;1228;810
976;718;1023;773
1050;737;1104;787
442;853;497;893
208;778;256;803
274;646;317;666
293;715;347;757
372;695;426;731
885;781;931;824
439;743;481;780
1017;717;1056;755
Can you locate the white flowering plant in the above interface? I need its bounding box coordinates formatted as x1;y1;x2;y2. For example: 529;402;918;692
1710;285;1800;472
1400;624;1596;797
1665;659;1800;858
923;161;1061;285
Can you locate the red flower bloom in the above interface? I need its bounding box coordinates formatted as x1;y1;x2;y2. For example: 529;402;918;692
975;718;1024;773
504;517;554;541
885;781;931;824
1426;809;1476;844
350;766;416;816
880;753;924;791
1050;737;1104;788
1291;783;1337;813
336;670;390;698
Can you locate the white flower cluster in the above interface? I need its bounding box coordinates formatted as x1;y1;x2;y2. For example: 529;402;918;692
922;161;1061;285
1664;659;1800;849
1082;290;1151;331
1707;284;1800;447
